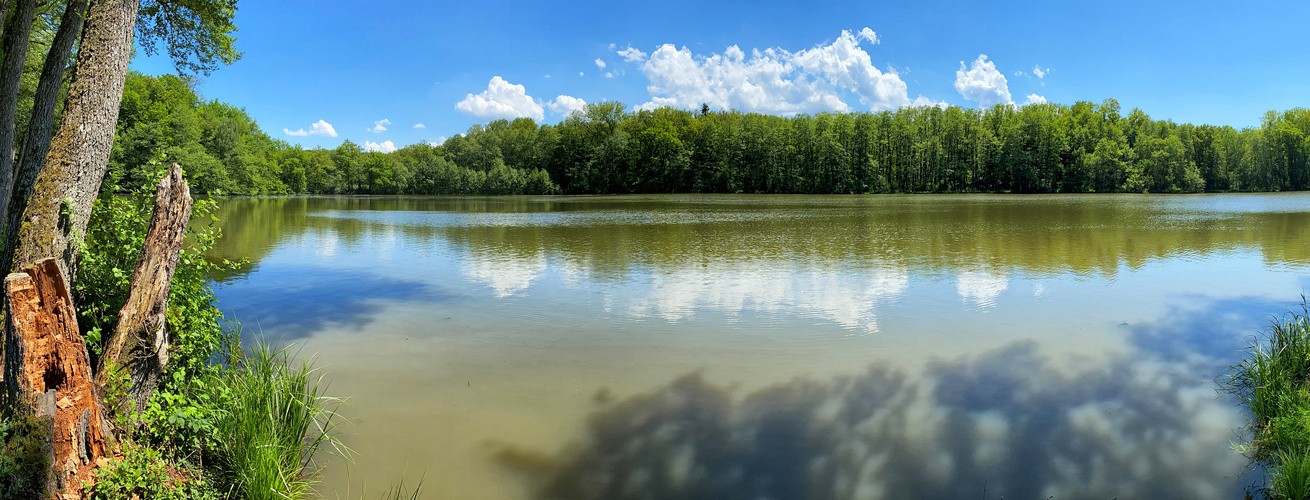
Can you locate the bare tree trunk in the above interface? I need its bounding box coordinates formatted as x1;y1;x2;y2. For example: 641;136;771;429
9;0;141;278
0;0;15;44
2;0;88;274
4;258;108;496
95;163;191;409
0;0;37;223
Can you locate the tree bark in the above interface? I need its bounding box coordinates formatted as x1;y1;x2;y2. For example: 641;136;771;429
2;0;88;274
95;163;191;409
0;0;37;224
0;0;15;45
9;0;141;279
4;258;108;497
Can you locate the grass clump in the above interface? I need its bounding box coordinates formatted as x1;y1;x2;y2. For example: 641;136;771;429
208;342;345;500
1226;300;1310;498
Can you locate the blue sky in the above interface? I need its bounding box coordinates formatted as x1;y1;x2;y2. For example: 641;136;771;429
129;0;1310;152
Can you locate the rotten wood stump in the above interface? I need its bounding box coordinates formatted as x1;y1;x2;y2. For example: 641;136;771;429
4;258;108;496
95;162;193;410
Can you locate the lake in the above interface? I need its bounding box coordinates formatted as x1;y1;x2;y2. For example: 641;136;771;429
204;193;1310;499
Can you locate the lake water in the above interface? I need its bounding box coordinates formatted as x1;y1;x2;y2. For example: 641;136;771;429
205;194;1310;499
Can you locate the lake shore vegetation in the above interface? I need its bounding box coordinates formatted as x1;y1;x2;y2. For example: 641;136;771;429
1226;301;1310;499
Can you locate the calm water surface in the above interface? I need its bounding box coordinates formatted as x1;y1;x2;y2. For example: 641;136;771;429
205;194;1310;499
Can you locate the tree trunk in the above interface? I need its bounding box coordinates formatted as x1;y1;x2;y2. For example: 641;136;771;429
4;258;108;497
2;0;88;274
0;0;37;224
0;0;15;45
9;0;141;279
95;163;191;409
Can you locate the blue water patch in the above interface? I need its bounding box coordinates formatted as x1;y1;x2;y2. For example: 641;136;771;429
212;264;442;342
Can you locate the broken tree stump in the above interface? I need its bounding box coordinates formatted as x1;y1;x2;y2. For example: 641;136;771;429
95;163;193;410
4;258;108;496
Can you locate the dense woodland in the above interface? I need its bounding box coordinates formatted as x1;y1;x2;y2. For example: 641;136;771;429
113;72;1310;196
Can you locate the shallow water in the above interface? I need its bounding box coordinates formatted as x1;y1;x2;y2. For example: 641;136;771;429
205;193;1310;499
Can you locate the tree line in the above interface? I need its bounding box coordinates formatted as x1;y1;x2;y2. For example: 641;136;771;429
113;73;1310;196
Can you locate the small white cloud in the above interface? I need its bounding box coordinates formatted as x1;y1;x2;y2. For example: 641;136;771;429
912;96;949;109
1033;65;1048;79
544;74;551;78
413;123;426;129
1023;93;1047;105
368;118;391;133
605;72;614;78
595;58;607;69
283;119;338;138
858;27;879;44
617;46;647;62
428;136;447;147
549;95;587;116
455;76;545;122
608;42;616;50
364;140;397;153
954;54;1013;108
579;71;584;77
1014;70;1025;77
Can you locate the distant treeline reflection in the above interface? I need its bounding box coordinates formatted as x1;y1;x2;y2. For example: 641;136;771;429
204;196;1310;283
116;72;1310;196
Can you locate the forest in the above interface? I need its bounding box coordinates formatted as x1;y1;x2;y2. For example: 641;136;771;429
112;72;1310;196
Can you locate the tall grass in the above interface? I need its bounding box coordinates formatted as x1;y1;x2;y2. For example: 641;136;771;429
1226;300;1310;498
208;341;347;500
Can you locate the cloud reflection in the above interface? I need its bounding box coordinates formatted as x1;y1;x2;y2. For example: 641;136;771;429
624;264;908;333
490;294;1289;499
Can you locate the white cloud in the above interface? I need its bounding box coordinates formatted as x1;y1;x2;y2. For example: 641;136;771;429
1033;65;1048;79
549;95;587;116
283;119;338;138
912;95;950;109
368;118;391;133
605;72;614;78
858;27;879;44
1014;70;1025;77
413;123;426;129
579;71;584;77
428;136;447;147
633;28;923;115
1023;93;1047;105
595;58;607;69
617;46;647;62
364;140;397;153
954;54;1013;108
455;76;545;122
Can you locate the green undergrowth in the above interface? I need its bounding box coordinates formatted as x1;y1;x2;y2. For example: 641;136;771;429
1;162;421;499
1226;299;1310;499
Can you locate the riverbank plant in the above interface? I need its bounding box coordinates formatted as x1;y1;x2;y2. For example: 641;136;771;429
1226;299;1310;498
0;165;397;498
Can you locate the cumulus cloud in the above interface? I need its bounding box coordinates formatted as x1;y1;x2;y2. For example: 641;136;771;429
858;27;879;44
594;58;606;69
1023;94;1047;105
413;123;426;129
283;119;338;138
368;118;391;133
617;46;647;62
364;140;397;153
579;71;584;77
633;28;927;114
1033;65;1048;79
549;95;587;116
455;76;545;122
605;72;614;78
954;54;1013;108
428;136;447;147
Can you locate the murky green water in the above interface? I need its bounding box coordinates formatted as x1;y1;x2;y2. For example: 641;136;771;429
206;193;1310;499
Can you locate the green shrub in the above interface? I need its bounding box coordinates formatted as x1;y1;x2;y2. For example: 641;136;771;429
86;443;218;500
0;413;52;499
